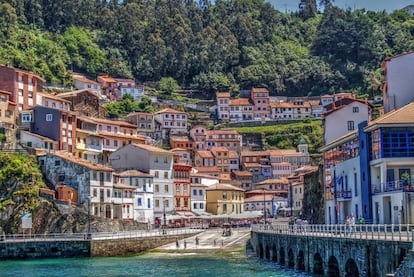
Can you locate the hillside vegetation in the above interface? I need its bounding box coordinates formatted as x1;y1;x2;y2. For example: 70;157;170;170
233;119;323;154
1;0;414;98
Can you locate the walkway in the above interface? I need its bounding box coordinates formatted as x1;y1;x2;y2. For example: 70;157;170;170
155;228;251;253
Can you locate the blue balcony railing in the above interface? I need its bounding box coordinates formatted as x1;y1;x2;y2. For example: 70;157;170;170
371;180;414;194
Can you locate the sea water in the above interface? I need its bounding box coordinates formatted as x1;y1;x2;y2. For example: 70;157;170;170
0;251;312;277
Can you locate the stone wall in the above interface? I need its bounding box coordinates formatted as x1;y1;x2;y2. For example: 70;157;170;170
0;240;90;260
394;250;414;277
91;234;195;257
251;231;412;277
0;233;198;260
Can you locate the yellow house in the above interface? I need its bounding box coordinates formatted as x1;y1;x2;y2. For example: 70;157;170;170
206;183;244;215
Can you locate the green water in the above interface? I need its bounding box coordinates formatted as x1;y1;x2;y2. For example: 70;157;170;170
0;252;311;277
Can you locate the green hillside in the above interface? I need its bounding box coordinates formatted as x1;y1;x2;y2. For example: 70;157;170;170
1;1;413;98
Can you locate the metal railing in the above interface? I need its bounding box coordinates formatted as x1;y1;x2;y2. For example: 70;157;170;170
252;224;414;242
0;228;202;242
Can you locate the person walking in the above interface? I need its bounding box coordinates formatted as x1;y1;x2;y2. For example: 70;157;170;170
195;237;199;247
184;240;187;249
176;238;179;248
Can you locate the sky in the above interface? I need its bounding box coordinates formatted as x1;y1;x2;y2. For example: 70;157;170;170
268;1;414;13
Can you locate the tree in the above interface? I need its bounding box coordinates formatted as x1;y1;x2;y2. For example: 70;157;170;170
158;77;180;96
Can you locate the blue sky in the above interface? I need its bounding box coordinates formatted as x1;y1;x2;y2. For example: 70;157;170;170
268;1;413;13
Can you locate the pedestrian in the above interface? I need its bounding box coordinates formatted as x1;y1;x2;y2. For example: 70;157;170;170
184;240;187;249
176;238;179;248
221;240;224;247
345;216;350;235
195;237;199;247
358;214;365;224
213;239;217;246
350;214;355;233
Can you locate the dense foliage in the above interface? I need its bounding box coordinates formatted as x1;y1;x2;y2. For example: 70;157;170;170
233;119;323;153
1;0;414;97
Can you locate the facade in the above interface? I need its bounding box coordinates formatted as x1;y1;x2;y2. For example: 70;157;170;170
323;98;371;145
38;151;114;219
173;163;192;213
0;90;17;128
251;88;270;119
72;74;102;95
189;125;207;150
229;98;254;121
381;51;414;113
0;64;45;111
231;170;253;190
120;85;145;101
153;108;188;139
58;89;106;118
205;183;245;215
114;170;154;223
194;150;215;167
31;106;77;154
37;92;71;111
125;112;153;137
190;183;207;214
211;147;230;173
204;129;242;152
171;148;192;165
216;92;230;120
109;143;175;221
20;130;58;150
169;135;194;151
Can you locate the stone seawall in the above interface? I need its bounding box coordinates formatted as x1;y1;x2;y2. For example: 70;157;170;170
0;233;198;260
91;234;195;257
0;240;90;260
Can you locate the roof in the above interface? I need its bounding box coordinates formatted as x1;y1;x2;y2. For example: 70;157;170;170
232;170;253;177
47;151;114;171
241;150;269;157
216;92;230;98
219;173;232;181
229;98;252;106
170;148;190;152
21;130;56;142
256;178;289;185
73;75;100;85
243;162;261;168
131;143;174;154
97;75;117;83
323;98;371;117
251;88;269;93
113;183;137;190
155;108;185;114
196;150;214;158
114;170;152;177
76;129;104;138
229;151;239;159
0;64;46;82
170;135;191;142
205;183;244;192
190;183;208;188
364;101;414;132
57;89;100;99
319;129;358;152
190;172;220;179
211;147;229;152
205;129;239;135
244;194;277;202
193;166;220;173
98;131;146;141
38;92;71;103
126;111;152;117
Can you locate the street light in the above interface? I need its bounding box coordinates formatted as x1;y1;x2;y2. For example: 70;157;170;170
263;188;266;224
333;165;338;224
162;198;167;235
87;196;92;240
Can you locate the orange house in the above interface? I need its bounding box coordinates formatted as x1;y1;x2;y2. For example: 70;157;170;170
56;185;78;205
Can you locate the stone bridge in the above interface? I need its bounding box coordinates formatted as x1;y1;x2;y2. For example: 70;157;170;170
250;224;413;276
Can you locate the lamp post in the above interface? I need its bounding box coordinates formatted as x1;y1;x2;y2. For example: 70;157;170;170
290;183;293;218
87;196;91;240
333;165;338;224
162;198;167;235
263;189;266;224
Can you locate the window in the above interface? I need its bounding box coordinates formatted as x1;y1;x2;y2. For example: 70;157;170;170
347;121;355;131
154;171;159;178
155;199;160;208
147;198;151;209
93;189;97;197
193;203;197;209
199;189;203;196
155;184;159;192
164;171;169;179
46;114;53;121
137;198;142;206
200;203;204;209
55;160;60;166
354;172;358;197
193;189;197;196
107;190;110;198
164;185;169;192
353;107;359;113
164;156;168;163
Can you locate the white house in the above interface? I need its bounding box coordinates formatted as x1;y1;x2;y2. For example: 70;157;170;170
323;98;371;145
382;51;414;113
114;170;154;223
109;143;175;222
190;183;207;214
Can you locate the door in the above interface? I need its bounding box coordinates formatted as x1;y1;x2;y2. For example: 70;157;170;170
386;169;394;190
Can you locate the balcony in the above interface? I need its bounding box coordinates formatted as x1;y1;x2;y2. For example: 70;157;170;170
335;190;352;200
371;179;414;194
